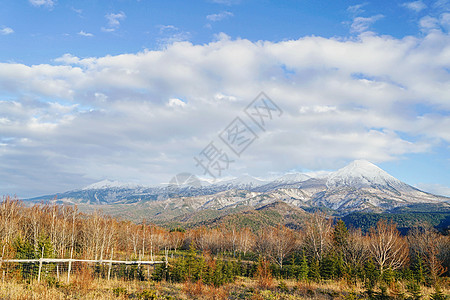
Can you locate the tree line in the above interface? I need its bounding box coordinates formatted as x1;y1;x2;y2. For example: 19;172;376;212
0;196;449;291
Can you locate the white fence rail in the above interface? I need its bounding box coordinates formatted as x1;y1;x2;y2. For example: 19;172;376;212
0;258;166;283
1;258;165;264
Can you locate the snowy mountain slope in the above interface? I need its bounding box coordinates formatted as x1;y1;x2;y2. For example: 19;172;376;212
26;160;450;217
274;173;311;184
214;175;269;189
326;160;410;191
82;180;144;190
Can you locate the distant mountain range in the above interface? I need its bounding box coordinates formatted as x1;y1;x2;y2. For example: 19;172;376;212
27;160;450;223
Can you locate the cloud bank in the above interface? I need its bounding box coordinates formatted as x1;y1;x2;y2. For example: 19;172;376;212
0;31;449;197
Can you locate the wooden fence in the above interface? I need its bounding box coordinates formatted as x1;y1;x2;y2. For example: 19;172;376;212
0;257;167;283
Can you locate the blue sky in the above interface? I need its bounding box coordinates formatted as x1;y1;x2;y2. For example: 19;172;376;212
0;0;449;197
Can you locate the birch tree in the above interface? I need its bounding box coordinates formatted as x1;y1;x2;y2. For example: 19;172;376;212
368;220;408;275
304;212;333;261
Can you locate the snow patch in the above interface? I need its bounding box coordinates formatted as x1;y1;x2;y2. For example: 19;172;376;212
326;160;402;188
82;180;142;190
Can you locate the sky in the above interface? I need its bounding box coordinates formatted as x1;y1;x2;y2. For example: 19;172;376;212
0;0;449;198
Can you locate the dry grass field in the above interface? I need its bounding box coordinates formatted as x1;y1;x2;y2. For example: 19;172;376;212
0;276;448;300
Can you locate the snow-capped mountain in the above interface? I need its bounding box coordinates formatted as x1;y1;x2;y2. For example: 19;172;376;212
274;173;311;184
326;160;407;190
26;160;450;218
82;179;144;190
214;175;269;189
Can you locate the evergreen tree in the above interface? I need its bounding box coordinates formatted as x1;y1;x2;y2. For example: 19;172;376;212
333;220;349;251
334;252;345;279
37;235;54;258
212;258;224;286
412;255;425;285
320;254;335;279
172;256;188;282
298;252;309;281
13;236;37;280
14;236;36;259
288;254;298;279
309;259;321;282
225;260;234;283
364;258;379;290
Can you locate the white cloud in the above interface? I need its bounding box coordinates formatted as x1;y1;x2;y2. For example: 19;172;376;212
54;53;80;64
156;25;191;45
440;12;450;30
167;98;186;107
419;15;439;29
103;12;126;32
433;0;449;9
157;25;179;33
71;7;82;14
402;1;427;12
0;27;13;35
347;3;367;15
206;11;234;22
0;32;450;196
78;31;94;37
101;27;115;33
29;0;55;8
415;183;450;197
350;14;384;33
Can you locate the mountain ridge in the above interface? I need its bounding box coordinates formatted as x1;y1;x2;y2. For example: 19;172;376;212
26;160;450;221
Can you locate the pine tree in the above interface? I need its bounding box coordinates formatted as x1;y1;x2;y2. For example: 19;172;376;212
298;252;309;281
309;258;320;282
171;255;188;282
334;252;344;279
364;258;379;290
225;260;234;283
213;258;224;286
333;220;349;251
289;254;298;279
37;235;54;258
320;254;335;280
413;255;425;285
13;236;37;280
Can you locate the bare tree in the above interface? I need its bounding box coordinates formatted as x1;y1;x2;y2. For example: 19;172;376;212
368;220;408;275
224;224;239;256
344;228;369;272
168;230;185;253
304;212;333;261
0;196;23;258
255;228;272;259
268;225;297;270
192;227;223;254
237;227;255;256
408;226;448;282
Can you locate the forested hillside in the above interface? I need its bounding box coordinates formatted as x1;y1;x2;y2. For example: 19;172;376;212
1;196;449;299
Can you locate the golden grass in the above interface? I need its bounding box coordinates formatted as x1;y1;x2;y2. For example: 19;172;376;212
0;276;448;299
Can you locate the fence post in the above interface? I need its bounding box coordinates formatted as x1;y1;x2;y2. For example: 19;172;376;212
37;247;44;283
0;244;4;271
107;248;113;281
67;248;73;283
165;247;168;267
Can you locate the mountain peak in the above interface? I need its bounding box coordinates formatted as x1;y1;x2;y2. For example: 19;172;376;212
274;173;311;183
217;175;268;187
82;180;142;190
347;159;378;168
326;160;402;188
